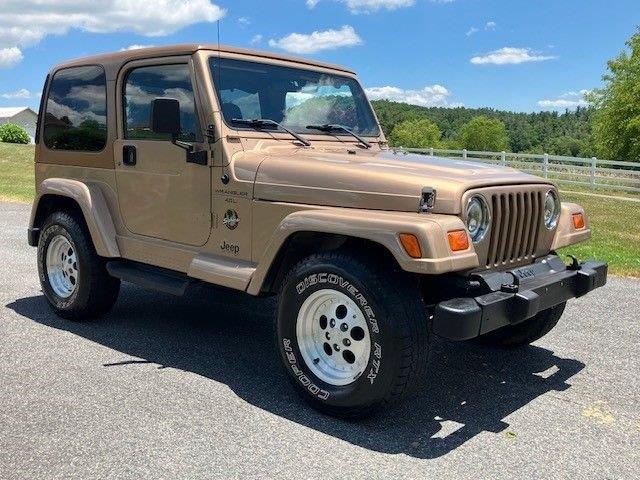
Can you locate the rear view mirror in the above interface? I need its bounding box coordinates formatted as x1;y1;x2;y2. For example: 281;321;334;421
150;98;181;136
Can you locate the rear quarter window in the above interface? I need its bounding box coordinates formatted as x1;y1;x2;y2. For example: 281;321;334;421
43;65;107;152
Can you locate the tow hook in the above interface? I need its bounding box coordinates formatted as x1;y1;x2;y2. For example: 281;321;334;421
500;273;520;294
566;255;582;271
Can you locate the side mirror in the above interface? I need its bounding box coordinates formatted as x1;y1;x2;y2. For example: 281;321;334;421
150;98;181;136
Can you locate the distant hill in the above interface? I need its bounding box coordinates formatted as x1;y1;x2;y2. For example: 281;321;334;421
370;100;595;157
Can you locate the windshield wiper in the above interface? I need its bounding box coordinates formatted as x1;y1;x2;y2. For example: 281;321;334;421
306;124;372;149
232;118;311;147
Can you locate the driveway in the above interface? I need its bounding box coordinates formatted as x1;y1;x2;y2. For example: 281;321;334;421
1;202;638;479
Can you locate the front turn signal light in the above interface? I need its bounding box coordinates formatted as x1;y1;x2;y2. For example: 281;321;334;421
572;213;585;230
399;233;422;258
447;230;470;252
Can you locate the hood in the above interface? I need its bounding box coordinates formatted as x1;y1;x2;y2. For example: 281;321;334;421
251;147;551;214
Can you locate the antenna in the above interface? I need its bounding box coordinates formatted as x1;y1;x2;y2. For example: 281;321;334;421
216;19;229;184
216;19;222;86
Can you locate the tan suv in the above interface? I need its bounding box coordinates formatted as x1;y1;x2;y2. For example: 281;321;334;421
28;44;607;418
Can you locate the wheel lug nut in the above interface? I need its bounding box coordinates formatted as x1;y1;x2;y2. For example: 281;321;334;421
333;343;340;352
343;338;351;347
340;323;348;332
329;318;336;328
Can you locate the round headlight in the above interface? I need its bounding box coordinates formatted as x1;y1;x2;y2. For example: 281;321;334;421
544;189;560;229
465;195;490;243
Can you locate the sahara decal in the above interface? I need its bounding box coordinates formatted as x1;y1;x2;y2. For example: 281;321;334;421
223;209;240;230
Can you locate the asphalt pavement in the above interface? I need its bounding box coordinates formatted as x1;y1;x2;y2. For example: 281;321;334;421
0;202;638;479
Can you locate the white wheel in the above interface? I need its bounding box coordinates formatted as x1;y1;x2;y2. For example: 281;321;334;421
45;234;79;298
296;289;371;386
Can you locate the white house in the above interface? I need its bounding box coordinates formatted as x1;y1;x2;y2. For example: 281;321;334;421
0;107;38;143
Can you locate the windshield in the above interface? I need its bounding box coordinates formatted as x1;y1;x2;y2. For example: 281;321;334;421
209;57;380;137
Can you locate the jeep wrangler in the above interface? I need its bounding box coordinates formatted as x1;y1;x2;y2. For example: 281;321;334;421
28;45;607;418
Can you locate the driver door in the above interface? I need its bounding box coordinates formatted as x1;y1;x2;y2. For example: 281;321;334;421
114;58;211;246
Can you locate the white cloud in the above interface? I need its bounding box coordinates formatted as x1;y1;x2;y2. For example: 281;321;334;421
0;0;225;67
250;34;263;45
471;47;556;65
120;44;154;51
537;90;591;110
268;25;362;54
47;99;107;126
365;85;462;107
306;0;416;14
0;47;23;68
1;88;34;99
466;20;496;37
238;17;251;26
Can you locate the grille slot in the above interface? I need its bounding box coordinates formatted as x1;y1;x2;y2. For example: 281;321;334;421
486;190;544;268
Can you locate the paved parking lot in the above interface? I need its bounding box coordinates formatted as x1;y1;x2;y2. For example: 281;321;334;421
1;202;638;479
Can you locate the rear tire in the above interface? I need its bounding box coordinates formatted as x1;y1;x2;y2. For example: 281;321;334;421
275;251;429;419
476;302;566;348
37;211;120;320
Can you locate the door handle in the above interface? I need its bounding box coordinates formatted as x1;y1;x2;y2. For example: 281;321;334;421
123;145;136;166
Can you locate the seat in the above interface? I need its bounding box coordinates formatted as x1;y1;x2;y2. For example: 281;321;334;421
221;103;242;121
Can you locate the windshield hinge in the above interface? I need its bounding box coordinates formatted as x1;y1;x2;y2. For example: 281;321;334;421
420;187;437;213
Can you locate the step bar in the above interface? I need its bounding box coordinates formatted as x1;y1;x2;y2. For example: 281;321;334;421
106;260;193;296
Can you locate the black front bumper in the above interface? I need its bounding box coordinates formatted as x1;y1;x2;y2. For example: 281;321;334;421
432;255;608;341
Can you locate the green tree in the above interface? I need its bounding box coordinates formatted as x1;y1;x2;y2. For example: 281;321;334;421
0;124;30;144
457;116;509;151
371;101;594;155
589;28;640;161
388;118;441;148
546;136;589;157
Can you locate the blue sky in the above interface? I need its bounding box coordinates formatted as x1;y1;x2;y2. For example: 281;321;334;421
1;0;638;112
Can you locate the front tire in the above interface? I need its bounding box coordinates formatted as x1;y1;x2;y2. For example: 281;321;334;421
476;302;566;348
37;211;120;320
275;252;429;419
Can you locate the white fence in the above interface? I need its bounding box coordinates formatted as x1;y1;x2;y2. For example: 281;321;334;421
405;148;640;194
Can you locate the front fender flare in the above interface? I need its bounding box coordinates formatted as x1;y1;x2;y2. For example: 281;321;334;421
30;178;120;258
246;208;478;295
551;202;591;250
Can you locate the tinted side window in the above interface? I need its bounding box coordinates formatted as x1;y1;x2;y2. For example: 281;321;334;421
44;66;107;151
124;64;199;141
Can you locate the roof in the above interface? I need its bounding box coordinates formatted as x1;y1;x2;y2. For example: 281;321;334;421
0;107;36;118
53;44;356;76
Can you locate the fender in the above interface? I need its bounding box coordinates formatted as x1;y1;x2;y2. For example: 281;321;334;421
246;207;479;295
30;178;120;258
551;202;591;250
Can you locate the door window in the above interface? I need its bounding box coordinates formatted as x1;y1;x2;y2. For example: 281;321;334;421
123;64;199;141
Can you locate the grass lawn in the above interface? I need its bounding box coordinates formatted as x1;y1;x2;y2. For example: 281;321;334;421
0;143;35;203
559;192;640;277
0;142;638;277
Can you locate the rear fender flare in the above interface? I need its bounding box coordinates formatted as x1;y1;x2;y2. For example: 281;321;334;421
30;178;120;258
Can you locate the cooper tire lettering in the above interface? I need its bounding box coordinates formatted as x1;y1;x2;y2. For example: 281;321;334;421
282;337;330;400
